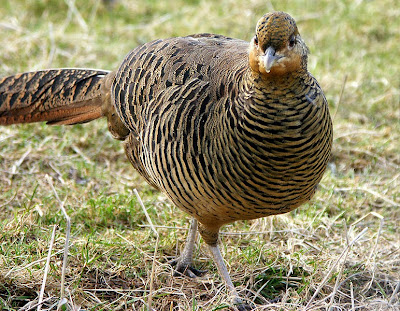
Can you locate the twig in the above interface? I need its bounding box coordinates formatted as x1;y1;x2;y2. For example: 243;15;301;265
389;280;400;305
46;22;56;67
252;280;272;305
85;288;148;293
115;233;158;261
351;212;386;294
11;147;31;175
45;175;72;309
334;187;399;207
361;188;399;207
64;0;88;31
334;130;381;140
138;223;308;236
350;281;355;311
305;227;368;309
71;145;93;164
48;161;65;185
22;297;54;311
134;189;158;237
5;248;66;277
133;189;159;311
332;74;347;122
366;213;384;292
0;189;18;208
148;235;160;311
327;222;351;309
37;224;57;311
0;133;15;143
138;224;187;230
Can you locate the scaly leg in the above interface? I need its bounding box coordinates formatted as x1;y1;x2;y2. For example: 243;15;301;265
169;218;207;277
208;244;252;310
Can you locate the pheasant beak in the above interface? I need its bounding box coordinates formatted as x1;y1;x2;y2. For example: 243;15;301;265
263;46;282;73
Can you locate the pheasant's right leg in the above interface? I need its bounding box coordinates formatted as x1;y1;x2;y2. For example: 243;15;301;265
169;218;207;278
207;244;252;310
198;223;252;310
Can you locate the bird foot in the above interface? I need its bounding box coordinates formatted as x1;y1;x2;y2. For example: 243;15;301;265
232;297;253;311
169;257;207;278
234;303;253;311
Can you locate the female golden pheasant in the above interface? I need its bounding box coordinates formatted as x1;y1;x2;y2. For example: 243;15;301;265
0;11;332;309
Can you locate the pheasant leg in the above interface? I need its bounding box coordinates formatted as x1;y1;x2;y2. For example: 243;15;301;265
169;218;207;278
208;244;252;310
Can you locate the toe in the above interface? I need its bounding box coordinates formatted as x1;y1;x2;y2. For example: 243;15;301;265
235;303;253;311
233;297;253;311
169;257;207;278
173;264;207;278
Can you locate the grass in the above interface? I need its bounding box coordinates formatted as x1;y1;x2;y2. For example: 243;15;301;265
0;0;399;310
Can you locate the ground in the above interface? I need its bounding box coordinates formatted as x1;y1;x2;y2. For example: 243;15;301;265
0;0;399;310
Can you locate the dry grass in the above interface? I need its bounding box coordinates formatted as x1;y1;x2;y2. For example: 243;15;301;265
0;0;399;310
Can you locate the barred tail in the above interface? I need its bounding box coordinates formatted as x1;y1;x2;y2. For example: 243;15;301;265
0;69;111;125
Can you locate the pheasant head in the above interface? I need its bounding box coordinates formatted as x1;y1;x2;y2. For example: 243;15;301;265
249;11;309;77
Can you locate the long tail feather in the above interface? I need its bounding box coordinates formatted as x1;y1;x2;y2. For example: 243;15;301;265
0;69;110;125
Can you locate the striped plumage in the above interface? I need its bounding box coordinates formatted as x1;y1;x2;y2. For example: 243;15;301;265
0;12;332;309
0;69;109;125
114;33;332;243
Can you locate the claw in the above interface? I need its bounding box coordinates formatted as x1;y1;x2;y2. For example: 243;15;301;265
169;257;207;278
233;297;253;311
235;303;253;311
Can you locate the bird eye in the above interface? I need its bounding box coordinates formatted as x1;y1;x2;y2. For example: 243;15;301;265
254;36;259;45
289;35;296;48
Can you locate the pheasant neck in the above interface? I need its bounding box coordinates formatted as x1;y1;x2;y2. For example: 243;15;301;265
249;69;309;100
237;69;311;129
